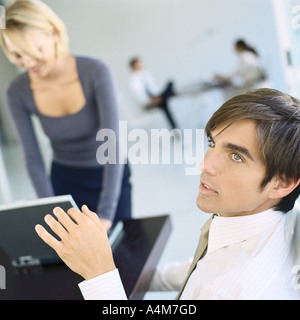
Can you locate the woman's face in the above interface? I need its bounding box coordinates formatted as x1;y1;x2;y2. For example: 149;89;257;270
5;28;58;78
235;44;243;53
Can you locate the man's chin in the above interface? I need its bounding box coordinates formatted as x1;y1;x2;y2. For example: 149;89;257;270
196;198;215;214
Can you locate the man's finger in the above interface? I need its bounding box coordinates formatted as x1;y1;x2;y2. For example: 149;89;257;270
67;207;85;225
81;205;104;229
53;207;76;232
35;224;61;251
44;213;68;240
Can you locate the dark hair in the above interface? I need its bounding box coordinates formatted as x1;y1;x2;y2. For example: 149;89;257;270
205;88;300;213
235;39;258;56
129;56;140;69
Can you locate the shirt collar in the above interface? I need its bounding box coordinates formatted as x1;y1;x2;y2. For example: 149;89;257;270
207;208;284;253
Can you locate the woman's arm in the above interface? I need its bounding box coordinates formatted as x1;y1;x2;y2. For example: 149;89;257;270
91;61;126;226
6;79;54;197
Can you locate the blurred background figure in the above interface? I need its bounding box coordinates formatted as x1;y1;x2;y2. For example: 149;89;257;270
215;39;269;92
128;56;178;130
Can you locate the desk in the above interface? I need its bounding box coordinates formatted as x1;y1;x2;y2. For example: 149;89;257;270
0;215;172;300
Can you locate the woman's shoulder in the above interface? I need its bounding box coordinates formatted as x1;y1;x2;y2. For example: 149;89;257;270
6;71;30;95
74;55;109;72
74;55;112;84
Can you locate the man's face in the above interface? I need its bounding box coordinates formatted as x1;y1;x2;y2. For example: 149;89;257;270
133;59;143;71
197;120;279;217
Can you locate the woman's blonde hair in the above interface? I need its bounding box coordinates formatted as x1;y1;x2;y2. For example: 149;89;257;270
0;0;69;61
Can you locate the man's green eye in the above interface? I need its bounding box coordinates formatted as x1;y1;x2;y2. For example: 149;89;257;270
231;153;243;162
208;139;215;148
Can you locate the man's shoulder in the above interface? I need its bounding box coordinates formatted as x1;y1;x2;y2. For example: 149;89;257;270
288;201;300;265
294;200;300;211
292;200;300;234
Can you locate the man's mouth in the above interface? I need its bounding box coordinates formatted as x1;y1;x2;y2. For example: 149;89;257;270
199;180;218;194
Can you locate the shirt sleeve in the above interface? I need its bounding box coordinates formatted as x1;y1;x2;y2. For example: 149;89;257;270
91;61;125;222
5;79;54;198
78;269;127;300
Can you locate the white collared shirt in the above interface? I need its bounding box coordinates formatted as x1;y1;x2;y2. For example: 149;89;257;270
79;205;300;300
129;70;159;106
180;207;299;299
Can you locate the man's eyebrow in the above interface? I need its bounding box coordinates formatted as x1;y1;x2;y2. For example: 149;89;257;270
222;143;255;161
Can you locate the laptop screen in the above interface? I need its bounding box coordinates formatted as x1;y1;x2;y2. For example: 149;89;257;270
0;195;77;265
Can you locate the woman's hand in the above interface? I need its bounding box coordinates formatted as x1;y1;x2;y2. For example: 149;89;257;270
99;217;113;232
35;205;116;280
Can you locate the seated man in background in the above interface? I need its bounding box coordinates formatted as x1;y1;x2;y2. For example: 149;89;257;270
128;56;177;130
36;88;300;300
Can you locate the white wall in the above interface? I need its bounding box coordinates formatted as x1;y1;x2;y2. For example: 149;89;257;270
40;0;285;104
0;0;287;138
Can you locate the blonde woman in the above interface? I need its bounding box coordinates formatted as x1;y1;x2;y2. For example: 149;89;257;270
0;0;131;231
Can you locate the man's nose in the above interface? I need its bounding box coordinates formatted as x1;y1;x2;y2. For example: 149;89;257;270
199;149;218;176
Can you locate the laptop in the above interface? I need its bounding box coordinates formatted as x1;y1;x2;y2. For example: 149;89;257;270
0;195;78;266
0;195;124;268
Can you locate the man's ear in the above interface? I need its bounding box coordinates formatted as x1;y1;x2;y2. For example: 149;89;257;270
269;177;300;200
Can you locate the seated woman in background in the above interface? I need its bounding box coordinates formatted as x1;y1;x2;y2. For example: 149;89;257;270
215;39;267;90
0;0;131;231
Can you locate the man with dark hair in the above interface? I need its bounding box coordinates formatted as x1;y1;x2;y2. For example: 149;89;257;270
128;56;177;130
36;88;300;300
204;88;300;214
